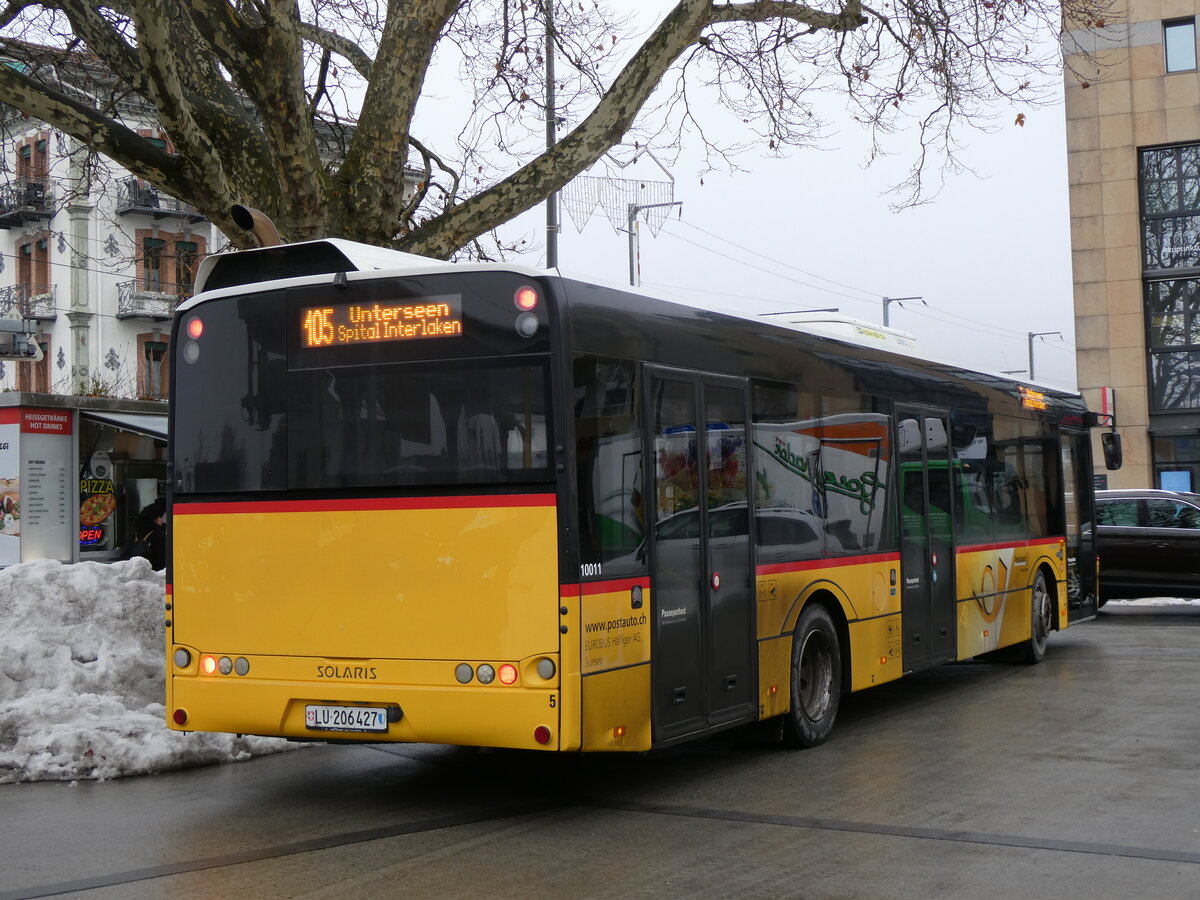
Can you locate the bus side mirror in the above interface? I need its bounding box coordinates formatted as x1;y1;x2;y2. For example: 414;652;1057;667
1100;432;1123;470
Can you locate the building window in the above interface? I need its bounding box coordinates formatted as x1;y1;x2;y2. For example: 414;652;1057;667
15;340;49;393
144;340;168;399
174;240;198;292
1141;145;1200;411
1146;278;1200;409
1165;19;1197;73
1141;145;1200;272
143;237;165;290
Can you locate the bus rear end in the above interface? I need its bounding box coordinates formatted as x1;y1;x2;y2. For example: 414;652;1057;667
165;252;568;750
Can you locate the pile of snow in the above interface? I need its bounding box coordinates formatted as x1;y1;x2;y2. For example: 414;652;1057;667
1107;597;1200;607
0;558;299;784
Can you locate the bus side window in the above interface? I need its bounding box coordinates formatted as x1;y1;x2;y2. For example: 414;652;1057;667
573;354;645;577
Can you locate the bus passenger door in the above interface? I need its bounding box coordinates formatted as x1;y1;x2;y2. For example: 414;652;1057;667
1062;430;1099;621
646;369;756;743
897;408;958;671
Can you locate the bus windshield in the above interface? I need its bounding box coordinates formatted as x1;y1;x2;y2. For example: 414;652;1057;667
172;281;553;494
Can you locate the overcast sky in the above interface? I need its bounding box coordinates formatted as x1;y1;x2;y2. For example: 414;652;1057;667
493;4;1078;390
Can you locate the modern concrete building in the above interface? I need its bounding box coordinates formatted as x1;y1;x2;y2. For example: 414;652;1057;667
1066;6;1200;489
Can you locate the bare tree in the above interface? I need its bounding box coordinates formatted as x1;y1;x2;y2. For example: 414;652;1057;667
0;0;1112;258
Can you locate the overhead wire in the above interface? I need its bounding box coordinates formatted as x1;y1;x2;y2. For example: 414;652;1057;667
654;227;882;312
649;218;1075;354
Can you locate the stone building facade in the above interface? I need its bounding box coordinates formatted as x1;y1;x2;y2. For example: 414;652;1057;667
1066;6;1200;489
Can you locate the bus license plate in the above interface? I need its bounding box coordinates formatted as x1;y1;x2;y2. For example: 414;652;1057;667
305;704;388;733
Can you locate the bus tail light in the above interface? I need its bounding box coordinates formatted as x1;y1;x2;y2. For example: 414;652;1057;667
200;655;218;675
514;286;539;310
498;663;518;685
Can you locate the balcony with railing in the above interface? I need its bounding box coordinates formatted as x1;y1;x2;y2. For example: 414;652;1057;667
116;177;207;223
116;280;190;321
0;283;57;320
0;177;55;228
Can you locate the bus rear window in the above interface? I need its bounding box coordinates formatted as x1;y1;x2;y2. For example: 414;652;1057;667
288;362;551;488
173;291;552;493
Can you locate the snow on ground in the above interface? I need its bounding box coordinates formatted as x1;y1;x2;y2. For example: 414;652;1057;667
0;558;299;784
1106;597;1200;607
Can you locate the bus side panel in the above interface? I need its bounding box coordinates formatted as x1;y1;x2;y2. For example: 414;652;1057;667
756;553;903;697
578;579;652;751
558;585;583;752
955;539;1067;659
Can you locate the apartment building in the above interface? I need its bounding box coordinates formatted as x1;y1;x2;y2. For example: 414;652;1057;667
0;118;219;563
0;124;218;399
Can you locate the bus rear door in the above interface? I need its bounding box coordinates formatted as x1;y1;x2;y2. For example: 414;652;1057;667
646;369;756;744
897;407;958;671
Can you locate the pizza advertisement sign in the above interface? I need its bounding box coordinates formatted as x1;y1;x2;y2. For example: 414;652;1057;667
79;477;116;546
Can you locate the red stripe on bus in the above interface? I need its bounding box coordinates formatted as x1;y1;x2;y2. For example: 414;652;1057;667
576;577;650;596
956;537;1063;554
757;551;901;577
173;494;557;515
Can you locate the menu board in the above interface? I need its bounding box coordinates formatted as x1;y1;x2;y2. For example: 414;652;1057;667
0;407;76;565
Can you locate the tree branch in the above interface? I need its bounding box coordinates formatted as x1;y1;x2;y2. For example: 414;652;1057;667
403;0;712;257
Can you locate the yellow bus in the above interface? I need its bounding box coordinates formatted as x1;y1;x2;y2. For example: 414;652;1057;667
165;236;1100;751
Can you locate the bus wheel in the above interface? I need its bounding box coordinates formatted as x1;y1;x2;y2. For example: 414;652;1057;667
1016;571;1052;664
782;603;842;748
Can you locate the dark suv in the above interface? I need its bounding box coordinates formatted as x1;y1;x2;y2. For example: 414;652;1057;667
1095;489;1200;601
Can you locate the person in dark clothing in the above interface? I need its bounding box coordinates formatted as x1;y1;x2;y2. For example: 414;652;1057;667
128;499;167;571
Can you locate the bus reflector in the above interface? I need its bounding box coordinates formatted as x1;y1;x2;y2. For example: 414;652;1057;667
200;655;218;675
514;286;539;310
534;726;552;745
173;708;188;726
498;664;518;685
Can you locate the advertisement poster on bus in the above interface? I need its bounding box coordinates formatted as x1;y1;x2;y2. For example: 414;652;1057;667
752;414;891;553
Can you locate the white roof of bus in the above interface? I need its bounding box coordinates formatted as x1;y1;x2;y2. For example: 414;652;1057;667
184;239;1064;391
184;238;550;311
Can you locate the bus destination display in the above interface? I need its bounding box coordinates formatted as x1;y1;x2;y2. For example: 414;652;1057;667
301;295;463;347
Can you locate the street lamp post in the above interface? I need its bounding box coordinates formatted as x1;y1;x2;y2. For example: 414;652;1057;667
1027;331;1061;380
627;201;682;286
883;296;923;326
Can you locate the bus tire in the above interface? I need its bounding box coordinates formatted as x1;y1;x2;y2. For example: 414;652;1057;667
782;603;842;749
1014;570;1052;664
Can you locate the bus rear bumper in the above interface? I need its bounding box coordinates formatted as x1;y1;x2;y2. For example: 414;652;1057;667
167;676;563;751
